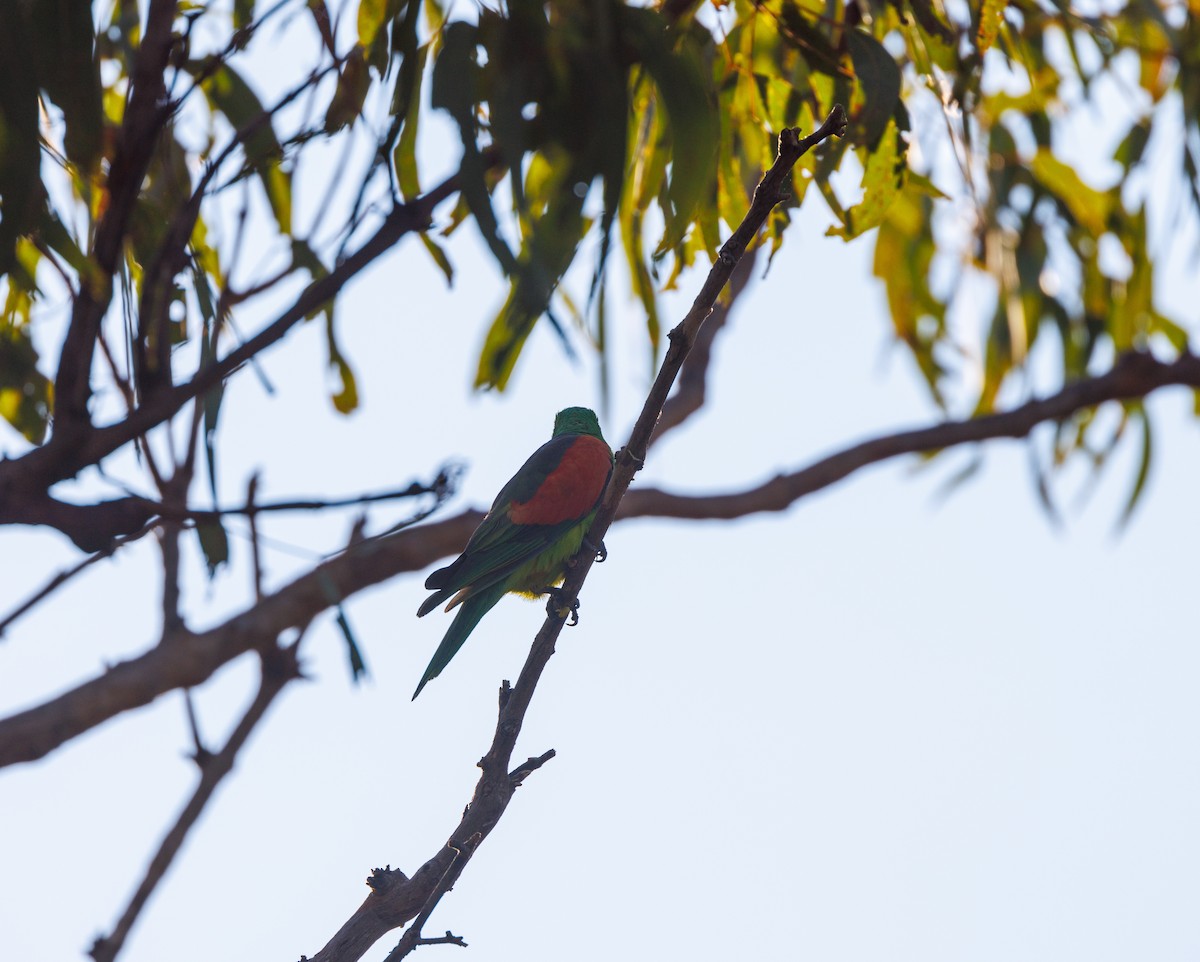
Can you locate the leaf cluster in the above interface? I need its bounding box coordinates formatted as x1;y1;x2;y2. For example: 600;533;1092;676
1;0;1198;543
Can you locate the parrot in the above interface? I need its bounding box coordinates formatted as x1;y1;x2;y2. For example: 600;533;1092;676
413;406;613;698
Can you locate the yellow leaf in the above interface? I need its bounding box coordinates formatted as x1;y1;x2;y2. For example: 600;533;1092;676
977;0;1006;54
827;119;904;240
1029;150;1112;237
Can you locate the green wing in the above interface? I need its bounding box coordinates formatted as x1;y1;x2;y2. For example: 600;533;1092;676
418;434;587;613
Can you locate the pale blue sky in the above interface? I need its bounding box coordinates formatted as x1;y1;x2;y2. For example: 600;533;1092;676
3;7;1200;962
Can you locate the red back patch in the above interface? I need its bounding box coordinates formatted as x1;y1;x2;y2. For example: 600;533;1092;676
509;435;612;525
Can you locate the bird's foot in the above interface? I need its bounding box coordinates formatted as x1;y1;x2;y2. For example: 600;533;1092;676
545;588;580;626
583;536;607;563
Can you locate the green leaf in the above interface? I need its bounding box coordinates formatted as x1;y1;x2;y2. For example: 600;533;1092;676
192;260;224;504
335;605;370;684
1116;403;1152;531
474;186;589;390
324;50;371;133
234;0;256;30
1029;149;1112;237
431;21;516;275
358;0;389;51
620;88;667;354
365;0;405;73
196;518;230;578
0;299;53;444
933;453;985;500
392;43;428;200
826;119;904;239
196;62;293;233
846;29;901;148
290;238;339;331
1150;312;1189;353
32;0;103;172
325;309;359;414
291;238;329;284
619;8;719;254
1114;119;1151;170
872;181;947;404
420;234;453;284
39;209;104;291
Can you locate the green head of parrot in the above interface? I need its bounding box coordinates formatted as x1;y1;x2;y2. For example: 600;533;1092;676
553;406;604;440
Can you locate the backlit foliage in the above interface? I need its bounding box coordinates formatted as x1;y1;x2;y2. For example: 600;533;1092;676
0;0;1195;515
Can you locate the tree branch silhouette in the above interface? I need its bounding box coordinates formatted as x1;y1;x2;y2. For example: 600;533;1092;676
303;106;851;962
621;350;1200;520
89;642;302;962
649;241;759;449
53;0;178;436
3;347;1196;771
2;170;461;510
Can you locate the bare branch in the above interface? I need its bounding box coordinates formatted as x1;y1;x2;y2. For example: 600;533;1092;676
158;474;190;635
621;350;1200;521
303;107;851;962
0;522;156;638
89;642;302;962
0;493;158;553
415;932;467;949
247;474;265;601
650;243;759;448
509;749;556;788
381;834;479;962
4;347;1196;770
173;474;458;521
0;509;484;768
0;471;457;640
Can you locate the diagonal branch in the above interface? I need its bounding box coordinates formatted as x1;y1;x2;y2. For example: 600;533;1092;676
0;509;484;768
566;109;853;602
89;642;301;962
649;242;759;448
53;0;179;436
135;61;339;403
303;106;852;962
4;172;462;497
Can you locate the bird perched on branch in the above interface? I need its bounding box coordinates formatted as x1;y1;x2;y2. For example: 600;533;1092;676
413;406;613;698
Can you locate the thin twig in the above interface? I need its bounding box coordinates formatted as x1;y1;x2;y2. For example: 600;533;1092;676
509;749;556;788
382;835;480;962
0;474;451;637
89;640;303;962
167;475;458;521
247;474;265;601
650;242;759;448
5;170;463;493
158;472;190;635
414;932;467;949
0;522;157;638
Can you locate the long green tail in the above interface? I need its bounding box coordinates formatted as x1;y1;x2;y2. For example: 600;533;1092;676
412;582;507;699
